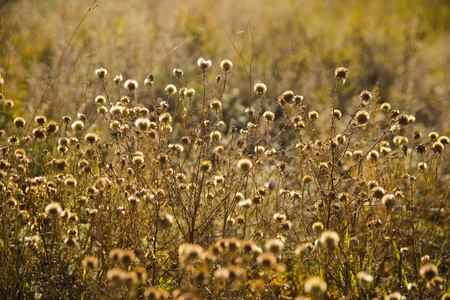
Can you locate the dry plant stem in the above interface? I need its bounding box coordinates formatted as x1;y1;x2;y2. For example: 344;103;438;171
23;0;98;137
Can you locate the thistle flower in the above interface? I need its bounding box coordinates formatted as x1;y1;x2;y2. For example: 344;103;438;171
295;243;314;256
82;256;98;270
256;253;276;267
277;90;294;106
335;67;349;84
14;117;26;128
359;90;372;107
265;238;284;253
312;222;324;234
184;88;195;98
355;110;370;125
35;115;47;126
319;230;340;251
210;99;222;110
432;141;444;153
95;95;106;105
124;79;138;91
173;68;183;79
159;112;172;124
263;111;275;122
165;84;177;96
210;130;222;142
46;121;59;134
113;75;123;85
308;111;319;120
32;127;46;140
179;243;203;264
135;118;151;131
197;57;212;70
84;133;99;145
382;194;396;209
428;131;439;140
304;277;327;295
420;263;438;280
253;82;267;95
95;68;107;79
200;160;212;172
220;59;233;72
71;120;84;131
333;109;342;120
380;102;391;111
237;158;253;172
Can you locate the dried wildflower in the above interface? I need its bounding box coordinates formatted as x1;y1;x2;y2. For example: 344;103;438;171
335;67;348;83
82;256;98;271
386;292;403;300
438;136;449;145
64;235;76;247
197;57;212;70
200;160;212;172
359;90;372;107
210;130;222;141
159;214;174;229
64;177;77;187
441;293;450;300
14;117;26;128
265;238;284;253
253;82;267;95
308;111;319;120
420;263;438;280
71;120;84;131
432;141;444;153
173;68;183;79
428;131;439;140
263;111;275;122
237;158;253;172
32;127;46;140
216;60;233;74
179;243;203;264
333;109;342;120
45;202;62;217
84;133;99;145
372;187;386;199
135;118;151;131
95;68;107;79
165;84;177;96
304;277;327;295
45;121;59;134
382;194;396;209
35;115;47;126
124;79;138;91
295;243;314;256
159;112;172;124
380;102;391;111
312;222;324;234
320;230;340;251
355;110;370;125
4;99;14;108
95;95;106;105
278;90;295;106
121;250;136;265
184;88;195;99
107;267;123;282
256;253;276;267
210;98;222;110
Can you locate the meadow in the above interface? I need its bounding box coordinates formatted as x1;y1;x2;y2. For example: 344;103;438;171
0;0;449;299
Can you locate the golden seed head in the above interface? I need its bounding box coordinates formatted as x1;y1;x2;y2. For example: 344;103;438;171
124;79;138;91
304;277;327;295
335;67;348;82
197;57;212;70
95;68;107;79
165;84;177;96
320;230;340;251
14;117;26;128
237;158;253;172
420;263;438;280
253;82;267;95
71;120;84;131
263;111;275;122
355;110;370;125
220;59;233;72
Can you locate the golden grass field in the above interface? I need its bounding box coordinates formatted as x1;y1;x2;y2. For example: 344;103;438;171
0;0;449;299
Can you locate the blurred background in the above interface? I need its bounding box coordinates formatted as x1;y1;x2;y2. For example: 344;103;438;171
1;0;449;132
